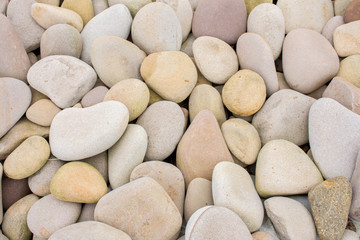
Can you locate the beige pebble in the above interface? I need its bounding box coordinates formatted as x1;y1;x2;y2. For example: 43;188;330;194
334;20;360;57
337;54;360;87
61;0;94;25
26;99;61;127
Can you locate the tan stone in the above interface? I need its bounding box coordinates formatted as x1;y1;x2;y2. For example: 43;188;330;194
108;0;151;17
337;54;360;87
30;87;48;105
244;0;272;15
26;99;61;127
334;20;360;57
61;0;94;25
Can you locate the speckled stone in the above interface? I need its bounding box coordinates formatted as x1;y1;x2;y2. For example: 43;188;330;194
344;0;360;23
308;176;352;240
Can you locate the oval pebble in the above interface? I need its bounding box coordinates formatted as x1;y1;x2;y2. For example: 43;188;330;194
80;86;108;108
337;55;360;88
60;0;94;25
321;16;345;46
334;20;360;57
26;99;61;127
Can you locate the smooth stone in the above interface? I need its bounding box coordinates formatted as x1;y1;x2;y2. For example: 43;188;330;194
4;136;50;179
130;161;185;215
48;221;131;240
28;52;38;65
192;0;247;45
0;0;8;14
50;162;107;203
335;0;353;16
307;85;328;99
28;159;64;196
277;72;290;90
131;2;181;54
258;216;280;240
244;0;272;15
92;0;108;15
40;24;82;59
137;101;185;161
2;177;31;211
61;0;94;25
30;87;48;105
334;20;360;57
344;0;360;22
2;194;39;240
309;176;352;240
0;14;31;82
6;0;45;52
0;77;32;138
189;84;226;125
27;55;97;108
141;51;197;103
81;151;108;183
341;230;359;240
108;0;151;17
0;164;2;224
322;77;360;114
77;203;96;222
288;194;312;213
50;101;129;160
247;3;285;60
181;33;195;57
264;197;317;240
26;99;61;127
309;98;360;180
252;232;277;240
27;194;81;238
192;36;238;84
81;86;108;108
36;0;59;5
277;0;334;33
176;110;233;186
31;3;83;31
282;28;339;94
148;88;164;105
94;177;182;240
184;178;213;223
108;124;147;189
255;139;323;197
222;69;266;116
236;33;279;96
252;89;316;146
212;161;264;232
322;16;345;46
350;152;360;220
221;118;261;165
185;206;252;240
0;119;49;160
104;79;150;121
91;36;146;87
0;232;8;240
337;55;360;88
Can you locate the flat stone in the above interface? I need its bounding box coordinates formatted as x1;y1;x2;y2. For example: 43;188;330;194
264;197;317;240
40;24;82;59
337;55;360;88
94;177;182;240
108;0;151;17
141;51;197;103
31;3;83;31
335;0;353;16
91;36;146;87
131;2;181;54
108;124;147;189
0;14;31;82
81;86;108;108
322;16;345;46
6;0;45;52
77;203;96;222
282;28;339;94
252;89;316;146
61;0;94;25
350;152;360;220
309;176;352;240
27;55;97;108
137;101;185;161
236;33;278;96
176;110;233;186
212;161;264;232
309;98;360;180
0;77;31;138
2;177;31;211
252;232;277;240
82;151;108;183
185;206;252;240
344;0;360;22
27;194;81;238
247;3;285;60
334;20;360;57
104;79;149;121
192;0;247;45
26;99;61;127
255;139;323;197
50;101;129;160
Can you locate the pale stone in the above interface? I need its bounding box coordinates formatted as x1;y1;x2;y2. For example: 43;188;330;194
26;99;61;127
181;34;195;57
307;85;328;99
335;0;353;16
0;0;8;14
252;232;277;240
322;16;345;46
61;0;94;25
30;87;48;105
0;164;2;224
341;230;359;240
82;151;108;183
350;152;360;220
28;52;38;65
337;55;360;88
77;203;96;222
92;0;108;15
334;20;360;57
81;86;108;108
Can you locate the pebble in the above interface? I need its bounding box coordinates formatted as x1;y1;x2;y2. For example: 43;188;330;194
81;86;108;108
0;231;8;240
0;164;2;224
176;110;233;186
334;20;360;57
30;87;48;105
137;101;185;161
108;124;147;189
77;203;96;222
192;0;247;45
309;176;352;240
26;99;61;127
0;77;31;138
309;98;360;180
6;0;45;52
247;3;285;60
322;16;345;46
264;197;317;240
2;177;32;211
282;28;339;94
92;0;108;15
245;0;272;15
27;194;81;238
27;55;97;109
255;139;323;197
252;232;277;240
252;89;316;146
192;36;239;85
184;178;213;223
40;24;82;59
94;177;182;240
36;0;59;5
341;230;359;240
48;221;131;240
104;79;150;121
212;161;264;232
337;55;360;88
344;0;360;23
222;69;266;116
141;51;197;103
91;36;146;87
50;101;129;160
0;0;8;14
109;0;150;17
185;206;252;240
82;151;109;183
181;34;195;57
61;0;94;25
335;0;353;16
350;152;360;220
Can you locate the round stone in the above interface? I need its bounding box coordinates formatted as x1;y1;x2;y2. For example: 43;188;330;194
337;55;360;87
334;20;360;57
26;99;61;127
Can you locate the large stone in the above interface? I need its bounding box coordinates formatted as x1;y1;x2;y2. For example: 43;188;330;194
61;0;94;25
26;99;61;127
322;16;345;46
252;232;277;240
0;164;2;224
337;55;360;88
334;20;360;57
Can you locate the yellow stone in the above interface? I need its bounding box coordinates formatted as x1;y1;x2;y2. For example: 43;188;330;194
244;0;272;15
61;0;94;25
337;55;360;88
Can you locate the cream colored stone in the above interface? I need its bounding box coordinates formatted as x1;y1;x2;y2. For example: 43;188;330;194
36;0;59;5
181;33;195;57
30;87;48;105
322;16;345;46
335;0;353;16
148;88;164;105
26;99;61;127
61;0;94;25
337;55;360;87
92;0;108;15
334;20;360;57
